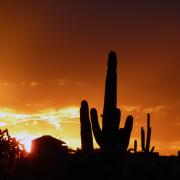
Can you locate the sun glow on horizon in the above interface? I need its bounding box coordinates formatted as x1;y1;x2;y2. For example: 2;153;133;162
12;132;38;153
0;106;179;155
0;107;80;152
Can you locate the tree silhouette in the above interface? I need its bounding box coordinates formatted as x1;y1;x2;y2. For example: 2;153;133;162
0;129;27;180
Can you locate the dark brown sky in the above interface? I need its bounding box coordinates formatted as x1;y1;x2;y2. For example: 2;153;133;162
0;0;180;154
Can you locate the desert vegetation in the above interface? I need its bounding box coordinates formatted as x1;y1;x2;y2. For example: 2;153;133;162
1;51;180;180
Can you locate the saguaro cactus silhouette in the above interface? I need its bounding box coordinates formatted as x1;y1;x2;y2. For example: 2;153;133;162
80;100;93;152
141;113;155;153
90;51;133;152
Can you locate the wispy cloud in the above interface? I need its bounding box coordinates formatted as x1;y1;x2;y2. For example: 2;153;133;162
0;122;8;127
121;105;141;113
57;79;67;86
21;81;39;87
29;81;39;87
56;78;85;87
121;104;169;115
0;82;16;87
142;105;168;114
0;107;80;129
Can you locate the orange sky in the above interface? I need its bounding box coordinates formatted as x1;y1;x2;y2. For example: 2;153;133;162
0;0;180;155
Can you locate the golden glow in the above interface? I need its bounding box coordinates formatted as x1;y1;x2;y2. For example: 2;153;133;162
12;132;37;153
0;106;180;155
0;1;180;156
63;138;81;149
59;107;79;119
0;107;80;152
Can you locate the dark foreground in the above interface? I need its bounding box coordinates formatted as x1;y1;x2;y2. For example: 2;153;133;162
8;151;180;180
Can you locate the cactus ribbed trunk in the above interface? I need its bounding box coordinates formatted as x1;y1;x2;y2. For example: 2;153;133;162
90;51;133;152
102;51;117;142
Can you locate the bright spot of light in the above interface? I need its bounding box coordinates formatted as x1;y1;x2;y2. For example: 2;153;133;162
13;132;37;153
0;122;8;127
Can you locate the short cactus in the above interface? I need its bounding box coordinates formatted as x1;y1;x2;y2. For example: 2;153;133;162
141;113;155;153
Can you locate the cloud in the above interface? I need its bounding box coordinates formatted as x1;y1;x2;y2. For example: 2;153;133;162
142;105;168;114
6;79;85;88
0;82;16;87
57;79;66;86
25;103;48;108
56;78;84;87
120;103;170;120
121;105;141;113
0;81;40;88
73;81;85;86
0;107;80;129
20;81;39;87
29;81;38;87
0;122;8;127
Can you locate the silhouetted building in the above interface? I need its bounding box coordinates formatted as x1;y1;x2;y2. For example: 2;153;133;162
31;135;68;161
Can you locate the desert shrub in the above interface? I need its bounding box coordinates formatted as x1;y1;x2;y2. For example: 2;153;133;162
0;129;27;180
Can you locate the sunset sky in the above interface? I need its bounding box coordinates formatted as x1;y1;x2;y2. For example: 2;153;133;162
0;0;180;155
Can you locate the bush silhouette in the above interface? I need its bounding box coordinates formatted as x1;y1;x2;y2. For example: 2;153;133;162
0;129;26;180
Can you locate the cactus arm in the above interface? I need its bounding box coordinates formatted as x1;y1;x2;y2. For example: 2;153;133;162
134;140;137;154
122;115;133;150
115;108;121;132
147;113;150;128
80;100;93;152
90;108;104;148
141;127;145;152
150;146;155;153
146;126;151;152
124;115;133;135
145;113;151;152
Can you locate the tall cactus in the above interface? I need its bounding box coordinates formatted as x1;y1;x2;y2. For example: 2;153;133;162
80;100;93;152
141;113;155;153
90;51;133;152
